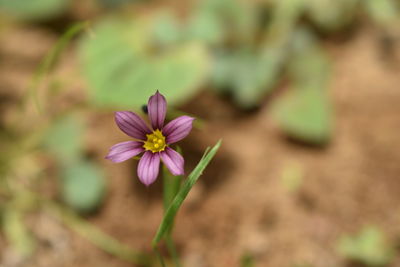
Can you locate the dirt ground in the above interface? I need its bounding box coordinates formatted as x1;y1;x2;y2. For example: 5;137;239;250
1;23;400;267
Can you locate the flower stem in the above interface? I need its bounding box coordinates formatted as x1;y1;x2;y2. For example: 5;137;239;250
162;163;183;266
165;235;182;267
152;140;222;248
153;246;167;267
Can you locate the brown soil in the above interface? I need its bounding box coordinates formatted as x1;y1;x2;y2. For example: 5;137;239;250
1;24;400;267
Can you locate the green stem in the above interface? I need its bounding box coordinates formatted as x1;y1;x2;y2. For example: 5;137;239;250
26;21;90;114
162;164;183;266
153;246;167;267
165;235;182;267
152;140;221;248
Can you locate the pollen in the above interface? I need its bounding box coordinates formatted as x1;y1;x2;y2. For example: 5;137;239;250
143;129;166;153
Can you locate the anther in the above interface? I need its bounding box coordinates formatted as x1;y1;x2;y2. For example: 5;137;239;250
158;139;163;144
154;144;159;148
153;138;158;142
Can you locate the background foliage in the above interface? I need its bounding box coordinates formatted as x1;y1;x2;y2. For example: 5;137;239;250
0;0;399;266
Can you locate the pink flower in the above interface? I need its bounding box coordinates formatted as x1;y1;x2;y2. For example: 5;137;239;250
106;91;195;186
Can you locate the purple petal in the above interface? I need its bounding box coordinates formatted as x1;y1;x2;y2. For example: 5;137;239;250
160;147;184;176
148;91;167;130
137;151;160;186
115;111;151;140
163;116;195;144
105;141;144;163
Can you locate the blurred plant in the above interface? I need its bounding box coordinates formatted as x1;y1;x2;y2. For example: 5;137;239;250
76;0;400;145
240;252;256;267
183;0;333;144
0;23;150;265
0;0;69;21
97;0;141;8
44;114;106;213
272;28;332;144
280;161;303;193
365;0;399;27
306;0;359;32
79;15;210;109
336;225;395;266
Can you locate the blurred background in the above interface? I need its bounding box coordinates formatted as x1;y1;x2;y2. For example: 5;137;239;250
1;0;400;266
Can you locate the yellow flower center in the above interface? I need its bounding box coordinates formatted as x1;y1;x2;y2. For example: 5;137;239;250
143;129;166;153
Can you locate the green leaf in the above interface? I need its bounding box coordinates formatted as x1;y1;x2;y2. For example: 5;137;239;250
272;28;332;144
364;0;399;26
306;0;359;32
61;161;106;214
186;0;257;45
29;22;88;114
337;226;394;266
240;252;255;267
97;0;139;8
152;12;183;46
272;88;332;144
186;10;224;45
266;0;306;37
79;16;210;109
2;208;35;257
152;140;222;247
280;162;303;193
212;47;285;109
209;0;304;109
288;28;331;90
44;115;83;164
0;0;68;21
234;49;285;108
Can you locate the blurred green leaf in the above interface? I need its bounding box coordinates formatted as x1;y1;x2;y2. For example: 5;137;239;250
209;0;305;109
212;47;285;109
240;252;255;267
306;0;359;31
281;162;303;193
97;0;139;8
272;88;332;144
186;10;224;45
186;0;258;45
79;17;210;109
29;22;88;114
266;0;306;38
337;226;394;266
364;0;399;26
44;115;83;164
61;161;106;214
234;48;285;108
2;208;35;257
152;12;183;46
211;51;236;90
288;28;331;90
0;0;68;20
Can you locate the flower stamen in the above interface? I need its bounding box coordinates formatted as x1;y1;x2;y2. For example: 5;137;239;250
143;129;166;153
